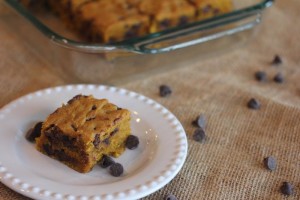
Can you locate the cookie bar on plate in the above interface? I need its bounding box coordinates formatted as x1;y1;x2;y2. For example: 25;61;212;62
35;94;131;173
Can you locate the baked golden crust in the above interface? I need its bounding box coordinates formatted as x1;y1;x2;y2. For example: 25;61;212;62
36;95;131;173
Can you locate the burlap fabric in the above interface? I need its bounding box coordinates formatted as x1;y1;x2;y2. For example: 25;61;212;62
0;0;300;199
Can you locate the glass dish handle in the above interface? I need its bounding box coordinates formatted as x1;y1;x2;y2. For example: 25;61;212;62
131;11;263;54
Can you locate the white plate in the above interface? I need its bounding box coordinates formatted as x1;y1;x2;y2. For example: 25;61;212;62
0;85;188;200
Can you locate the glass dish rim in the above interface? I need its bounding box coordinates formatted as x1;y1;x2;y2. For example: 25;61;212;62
3;0;274;54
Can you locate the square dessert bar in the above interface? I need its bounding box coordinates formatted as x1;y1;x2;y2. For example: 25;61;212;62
189;0;233;20
76;0;150;43
35;95;131;173
139;0;196;33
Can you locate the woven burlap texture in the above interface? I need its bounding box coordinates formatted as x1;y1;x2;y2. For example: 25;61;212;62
0;0;300;199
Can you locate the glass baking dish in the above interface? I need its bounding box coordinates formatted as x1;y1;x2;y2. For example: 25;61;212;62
1;0;274;84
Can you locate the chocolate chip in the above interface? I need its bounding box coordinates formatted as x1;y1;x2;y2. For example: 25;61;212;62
125;135;139;150
178;16;188;26
99;155;115;168
92;105;97;110
274;72;284;83
86;117;96;121
202;4;212;14
43;144;54;156
93;134;100;147
255;71;267;82
108;37;117;44
67;94;87;104
26;122;43;142
159;85;172;97
263;156;276;171
280;182;294;196
117;107;122;110
109;163;124;177
166;194;177;200
213;8;220;15
71;124;77;131
192;114;206;129
110;128;119;136
272;55;282;65
103;138;110;145
124;29;138;39
193;128;206;143
247;98;261;110
159;19;171;30
113;118;121;124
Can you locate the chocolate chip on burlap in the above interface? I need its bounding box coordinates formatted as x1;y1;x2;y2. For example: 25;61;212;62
280;182;294;196
159;85;172;97
273;72;284;83
255;71;267;82
247;98;261;110
192;114;206;129
263;156;277;171
271;55;282;66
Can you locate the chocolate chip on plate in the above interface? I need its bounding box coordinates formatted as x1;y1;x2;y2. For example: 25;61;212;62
274;72;284;83
109;163;124;177
25;122;43;142
280;182;294;196
263;156;276;171
166;194;177;200
247;98;261;110
193;128;206;143
159;85;172;97
192;114;206;129
255;71;267;82
99;155;115;168
125;135;139;150
272;55;282;65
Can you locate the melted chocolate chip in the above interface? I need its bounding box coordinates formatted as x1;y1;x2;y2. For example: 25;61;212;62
92;105;97;110
159;19;171;30
71;124;77;132
213;8;220;15
26;122;43;142
43;144;54;155
202;4;212;14
86;117;96;122
113;118;121;124
103;138;110;145
109;163;124;177
110;128;119;136
93;134;100;147
178;16;189;26
125;135;139;150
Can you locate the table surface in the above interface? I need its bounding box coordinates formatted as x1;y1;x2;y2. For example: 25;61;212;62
1;0;300;199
